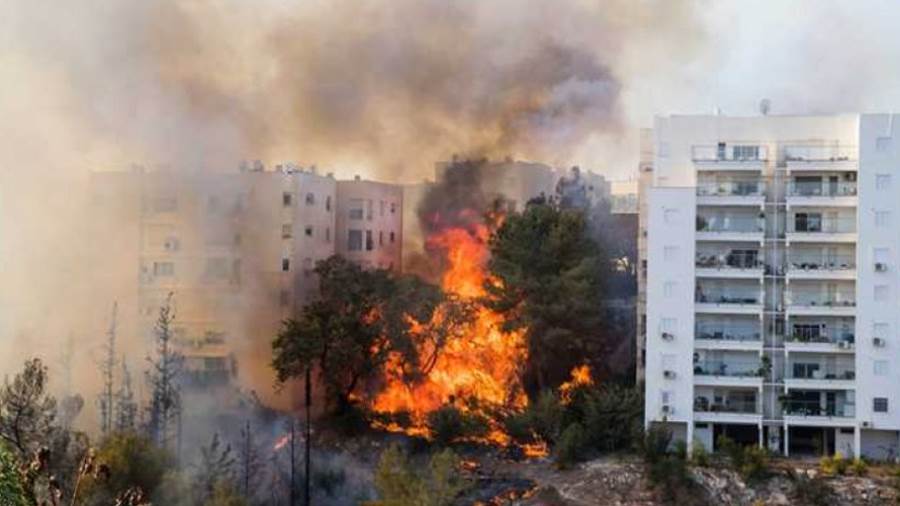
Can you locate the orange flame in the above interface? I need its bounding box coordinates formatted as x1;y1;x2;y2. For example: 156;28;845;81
559;364;593;404
372;221;527;442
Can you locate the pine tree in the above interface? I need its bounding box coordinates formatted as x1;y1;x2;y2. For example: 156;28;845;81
237;421;262;500
98;302;118;436
195;433;236;503
114;356;138;433
145;293;183;450
0;358;57;456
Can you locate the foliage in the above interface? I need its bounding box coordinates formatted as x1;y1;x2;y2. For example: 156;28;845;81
78;433;171;505
691;440;710;467
0;358;57;456
789;470;835;506
145;293;183;449
114;359;138;433
848;457;867;476
194;433;235;504
716;436;770;482
554;423;587;469
640;426;709;506
373;444;468;506
426;404;489;447
818;452;848;477
0;444;28;506
272;256;468;413
203;480;248;506
486;199;610;395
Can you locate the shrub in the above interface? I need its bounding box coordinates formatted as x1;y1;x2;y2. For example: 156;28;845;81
716;436;769;482
374;444;468;506
790;470;835;506
819;452;847;476
848;457;868;476
426;405;488;447
79;433;172;504
554;423;587;469
0;444;27;506
691;441;710;467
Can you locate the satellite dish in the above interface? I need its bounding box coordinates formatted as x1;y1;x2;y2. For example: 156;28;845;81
759;99;771;116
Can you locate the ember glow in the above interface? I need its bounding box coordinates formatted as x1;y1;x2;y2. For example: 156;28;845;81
372;218;528;441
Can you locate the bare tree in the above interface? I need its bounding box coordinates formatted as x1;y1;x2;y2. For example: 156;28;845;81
195;432;235;503
114;356;137;433
145;293;182;450
98;301;118;437
237;420;263;500
0;358;57;456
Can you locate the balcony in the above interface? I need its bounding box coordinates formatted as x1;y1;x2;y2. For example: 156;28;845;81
693;360;764;387
786;295;856;317
695;323;762;350
694;396;762;424
786;254;856;280
696;181;765;207
692;144;767;171
696;253;764;279
785;217;856;243
785;328;855;353
785;145;857;172
786;181;857;208
783;399;856;426
696;286;763;315
784;368;856;390
696;215;764;243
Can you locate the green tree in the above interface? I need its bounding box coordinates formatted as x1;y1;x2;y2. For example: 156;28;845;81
486;201;609;394
0;444;28;506
0;358;57;457
273;256;470;413
194;433;235;504
373;444;467;506
78;433;171;505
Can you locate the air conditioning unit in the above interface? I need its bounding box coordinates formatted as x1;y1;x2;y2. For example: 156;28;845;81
876;262;888;272
663;370;677;379
662;332;675;341
874;337;886;348
838;341;851;349
862;421;872;428
164;238;180;251
661;405;675;415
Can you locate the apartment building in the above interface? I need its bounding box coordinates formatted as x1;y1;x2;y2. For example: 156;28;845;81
89;164;402;401
642;113;900;459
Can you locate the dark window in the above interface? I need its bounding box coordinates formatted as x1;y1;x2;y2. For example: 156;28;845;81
389;231;395;243
282;258;290;272
326;196;332;212
282;224;292;239
365;230;374;251
390;202;396;214
153;261;175;277
326;227;331;242
283;192;293;207
305;193;315;205
379;231;384;246
875;398;889;413
717;142;726;161
348;230;363;251
349;199;364;220
305;226;313;237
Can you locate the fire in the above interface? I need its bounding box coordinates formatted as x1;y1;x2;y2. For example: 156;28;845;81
372;219;528;441
273;434;289;451
559;364;593;404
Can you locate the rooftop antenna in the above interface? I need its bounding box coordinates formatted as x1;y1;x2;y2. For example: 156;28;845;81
759;98;771;116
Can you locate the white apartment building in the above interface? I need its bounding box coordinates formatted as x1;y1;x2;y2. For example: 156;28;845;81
643;113;900;459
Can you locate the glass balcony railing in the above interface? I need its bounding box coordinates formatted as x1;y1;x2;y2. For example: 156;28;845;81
786;369;856;381
787;181;857;197
696;252;763;269
785;296;856;308
788;254;855;271
786;328;855;345
697;181;763;197
696;324;761;342
694;360;763;377
783;400;855;418
786;217;856;234
696;293;761;305
694;397;758;414
697;216;764;233
784;145;856;162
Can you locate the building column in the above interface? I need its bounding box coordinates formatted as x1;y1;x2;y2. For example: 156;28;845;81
687;422;694;454
853;427;861;459
784;424;790;457
758;423;764;448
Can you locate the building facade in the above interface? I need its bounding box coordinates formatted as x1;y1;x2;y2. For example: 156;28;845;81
642;113;900;459
90;164;403;404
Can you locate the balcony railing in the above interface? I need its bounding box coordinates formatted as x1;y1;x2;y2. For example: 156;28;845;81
786;328;855;345
693;145;769;162
697;216;764;233
694;397;758;414
786;296;856;308
787;182;857;197
788;254;855;272
696;293;761;305
787;217;856;234
783;400;855;418
696;324;761;342
784;145;856;162
697;181;763;197
786;369;856;381
696;253;763;270
694;360;763;377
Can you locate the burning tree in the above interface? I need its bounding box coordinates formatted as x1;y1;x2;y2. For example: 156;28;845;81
0;358;57;457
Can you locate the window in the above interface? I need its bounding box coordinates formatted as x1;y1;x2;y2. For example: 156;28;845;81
305;226;313;237
877;137;892;152
663;281;677;298
390;202;396;214
366;200;373;220
282;224;292;239
365;230;374;251
325;227;331;242
380;200;385;217
661;318;677;333
876;174;892;190
874;322;889;339
348;230;363;251
390;231;396;243
379;231;384;246
205;258;228;280
876;210;891;228
661;390;674;405
732;145;760;160
874;397;889;413
153;261;174;277
283;192;293;207
664;246;678;261
349;199;364;220
326;196;332;212
305;193;315;205
664;209;679;224
303;258;313;277
875;247;890;265
794;212;822;232
716;142;726;161
282;258;290;272
874;360;889;376
875;285;889;301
